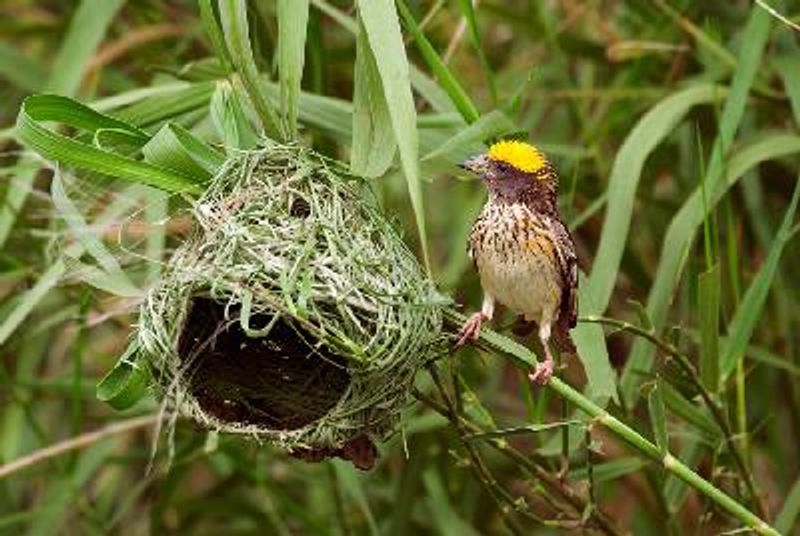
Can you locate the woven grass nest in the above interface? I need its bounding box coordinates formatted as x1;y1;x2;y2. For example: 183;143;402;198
133;141;445;469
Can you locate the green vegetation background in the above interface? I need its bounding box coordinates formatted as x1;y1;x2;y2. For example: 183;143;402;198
2;0;800;534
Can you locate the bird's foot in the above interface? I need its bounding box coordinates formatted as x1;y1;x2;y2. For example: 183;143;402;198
456;312;486;347
528;358;554;385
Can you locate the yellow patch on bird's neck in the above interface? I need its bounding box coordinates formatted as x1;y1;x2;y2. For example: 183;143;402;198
487;140;546;174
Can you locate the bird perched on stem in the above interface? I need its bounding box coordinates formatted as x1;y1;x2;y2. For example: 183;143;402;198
456;140;578;385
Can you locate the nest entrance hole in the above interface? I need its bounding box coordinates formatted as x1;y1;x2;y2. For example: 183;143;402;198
177;297;351;431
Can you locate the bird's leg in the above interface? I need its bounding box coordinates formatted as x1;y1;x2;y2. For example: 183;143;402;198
528;321;555;385
456;294;495;347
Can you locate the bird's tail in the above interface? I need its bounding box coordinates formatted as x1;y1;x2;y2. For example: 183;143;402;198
552;325;576;356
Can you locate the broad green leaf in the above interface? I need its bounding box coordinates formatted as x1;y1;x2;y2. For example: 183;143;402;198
621;8;774;403
720;180;800;380
277;0;310;137
697;264;721;393
357;0;429;269
142;123;225;179
350;20;397;178
16;95;204;194
218;0;285;141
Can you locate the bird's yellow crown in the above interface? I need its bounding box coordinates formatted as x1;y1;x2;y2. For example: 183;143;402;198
487;140;546;174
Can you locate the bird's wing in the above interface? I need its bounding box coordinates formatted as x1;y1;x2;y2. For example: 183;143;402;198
548;216;578;329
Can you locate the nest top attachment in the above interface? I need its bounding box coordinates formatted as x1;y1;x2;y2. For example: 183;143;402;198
134;141;445;461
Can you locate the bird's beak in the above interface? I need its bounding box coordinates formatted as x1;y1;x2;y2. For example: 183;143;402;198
459;154;488;174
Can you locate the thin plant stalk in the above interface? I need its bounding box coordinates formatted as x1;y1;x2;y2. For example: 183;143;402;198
580;315;765;517
446;310;779;535
414;386;625;536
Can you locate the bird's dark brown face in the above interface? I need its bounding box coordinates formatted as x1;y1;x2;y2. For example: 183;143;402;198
460;142;558;202
460;155;533;194
460;140;560;210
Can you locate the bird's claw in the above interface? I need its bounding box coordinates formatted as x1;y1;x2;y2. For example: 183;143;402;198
528;358;554;385
456;313;485;347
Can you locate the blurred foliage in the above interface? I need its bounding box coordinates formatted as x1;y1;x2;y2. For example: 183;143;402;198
2;0;800;534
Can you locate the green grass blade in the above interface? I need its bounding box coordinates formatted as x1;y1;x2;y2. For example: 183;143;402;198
0;160;39;248
199;0;233;72
311;0;456;114
50;172;138;294
422;469;479;536
621;8;773;403
350;20;397;177
27;441;116;536
648;379;668;455
333;461;379;536
0;189;141;346
396;0;480;124
0;42;47;92
455;0;496;104
422;109;515;164
357;0;430;270
218;0;286;141
16;95;204;194
776;56;800;128
211;80;259;151
277;0;310;137
574;278;617;403
112;81;216;128
570;457;649;484
720;180;800;381
622;134;800;401
0;261;67;347
584;84;724;313
698;263;721;393
44;0;125;95
0;0;124;249
776;474;800;534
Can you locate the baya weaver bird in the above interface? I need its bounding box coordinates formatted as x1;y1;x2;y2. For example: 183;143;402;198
456;140;578;385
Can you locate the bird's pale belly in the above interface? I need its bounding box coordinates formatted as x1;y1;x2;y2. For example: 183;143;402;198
476;244;562;322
